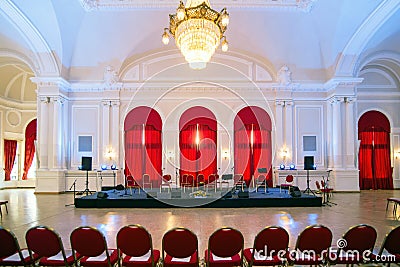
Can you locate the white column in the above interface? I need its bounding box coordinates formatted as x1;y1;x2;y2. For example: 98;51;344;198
285;101;294;163
326;99;333;168
111;100;120;166
331;97;344;168
51;97;64;169
101;100;111;164
38;97;49;169
344;97;356;168
275;100;284;165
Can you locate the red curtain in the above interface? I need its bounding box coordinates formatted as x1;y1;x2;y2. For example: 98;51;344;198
234;125;272;187
4;139;17;181
179;124;217;185
22;119;37;180
359;128;393;190
125;125;162;187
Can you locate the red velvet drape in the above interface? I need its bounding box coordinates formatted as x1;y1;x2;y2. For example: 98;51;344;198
125;125;162;187
4;139;17;181
234;125;272;187
359;128;393;189
22;119;37;180
179;124;217;185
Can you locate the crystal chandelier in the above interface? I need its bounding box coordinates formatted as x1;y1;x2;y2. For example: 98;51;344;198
162;0;229;70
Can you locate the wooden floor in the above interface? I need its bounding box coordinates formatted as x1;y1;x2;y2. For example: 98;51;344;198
0;188;399;257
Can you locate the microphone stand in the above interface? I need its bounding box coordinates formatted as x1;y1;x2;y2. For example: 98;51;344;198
65;179;77;207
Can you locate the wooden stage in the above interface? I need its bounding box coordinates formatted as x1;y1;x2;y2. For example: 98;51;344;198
74;187;322;208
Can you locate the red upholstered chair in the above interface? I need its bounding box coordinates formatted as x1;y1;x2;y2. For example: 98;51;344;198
205;227;244;267
182;175;195;192
234;174;246;191
70;226;118;267
142;174;152;190
377;225;400;264
290;225;332;266
162;227;199;267
244;226;289;267
255;175;268;193
196;174;205;189
205;174;217;193
280;175;294;193
126;176;141;195
160;174;172;193
330;224;377;265
117;225;160;267
26;225;79;267
0;226;39;267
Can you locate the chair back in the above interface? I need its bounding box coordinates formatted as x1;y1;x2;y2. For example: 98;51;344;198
126;175;135;186
253;226;289;255
117;225;152;257
26;226;63;257
208;174;216;183
208;227;244;258
315;181;321;190
0;226;21;259
162;227;198;259
197;174;205;184
234;174;243;183
380;225;400;255
286;175;294;183
257;175;266;183
143;174;151;182
70;226;107;257
296;225;332;255
187;175;194;186
163;174;172;182
341;224;377;252
181;174;188;184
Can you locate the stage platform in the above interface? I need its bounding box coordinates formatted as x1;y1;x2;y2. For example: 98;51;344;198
74;187;322;208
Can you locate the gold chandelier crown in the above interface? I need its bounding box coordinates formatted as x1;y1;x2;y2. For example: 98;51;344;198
162;0;229;70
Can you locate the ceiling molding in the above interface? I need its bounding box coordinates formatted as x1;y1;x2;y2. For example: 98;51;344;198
78;0;317;12
0;0;59;76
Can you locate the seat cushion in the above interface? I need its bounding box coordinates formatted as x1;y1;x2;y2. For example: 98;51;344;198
163;251;198;267
0;249;39;266
79;249;118;267
122;249;160;267
39;250;79;266
204;249;242;266
243;248;284;266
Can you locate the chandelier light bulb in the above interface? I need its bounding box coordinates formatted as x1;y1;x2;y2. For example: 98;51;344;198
162;29;170;45
176;2;185;21
221;37;228;52
221;9;230;26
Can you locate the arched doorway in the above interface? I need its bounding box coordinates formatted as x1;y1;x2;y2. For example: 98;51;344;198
234;106;272;187
358;110;393;190
179;106;217;185
124;106;162;187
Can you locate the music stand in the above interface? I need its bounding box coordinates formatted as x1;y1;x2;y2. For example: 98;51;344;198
303;156;315;196
81;157;93;196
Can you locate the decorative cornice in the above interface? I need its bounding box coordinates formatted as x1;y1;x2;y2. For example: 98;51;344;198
79;0;317;12
30;77;71;91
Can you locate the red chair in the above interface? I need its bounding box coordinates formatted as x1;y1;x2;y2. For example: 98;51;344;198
162;227;199;267
234;174;246;191
255;175;268;193
244;226;289;266
117;225;160;267
205;227;244;267
70;226;118;267
280;175;294;193
126;175;141;195
160;174;172;193
26;225;79;266
377;225;400;264
205;174;217;193
196;174;205;189
182;175;195;192
0;226;39;266
290;225;332;266
330;224;377;265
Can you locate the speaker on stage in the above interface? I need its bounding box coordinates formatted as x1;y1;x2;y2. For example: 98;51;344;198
81;156;92;171
290;186;301;197
97;192;108;199
238;190;249;198
304;156;314;170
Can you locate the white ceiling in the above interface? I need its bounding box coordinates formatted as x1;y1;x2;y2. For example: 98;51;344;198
0;0;399;101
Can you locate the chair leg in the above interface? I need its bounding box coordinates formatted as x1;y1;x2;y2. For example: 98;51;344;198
5;203;7;214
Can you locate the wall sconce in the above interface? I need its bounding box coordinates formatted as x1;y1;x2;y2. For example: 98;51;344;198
105;147;115;161
280;148;289;160
223;150;229;160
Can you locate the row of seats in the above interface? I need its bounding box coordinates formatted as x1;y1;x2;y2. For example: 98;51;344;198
1;224;399;267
